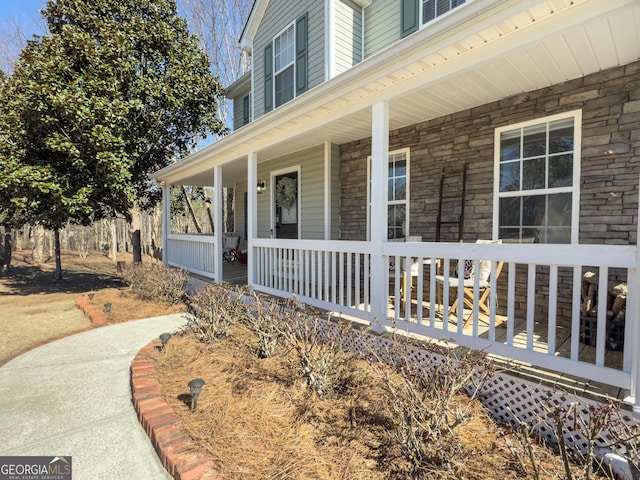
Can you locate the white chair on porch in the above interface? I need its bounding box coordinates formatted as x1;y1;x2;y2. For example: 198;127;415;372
435;239;503;328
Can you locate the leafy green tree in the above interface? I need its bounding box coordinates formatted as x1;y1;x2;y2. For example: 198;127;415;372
0;0;225;278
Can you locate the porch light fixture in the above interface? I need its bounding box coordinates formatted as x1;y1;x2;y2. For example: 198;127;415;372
159;332;172;349
188;378;205;411
257;180;266;194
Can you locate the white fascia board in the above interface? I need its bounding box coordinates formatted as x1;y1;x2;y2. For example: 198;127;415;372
240;0;270;45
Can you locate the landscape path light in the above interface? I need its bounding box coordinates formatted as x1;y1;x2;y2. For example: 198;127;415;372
188;378;205;412
159;332;172;349
104;303;112;313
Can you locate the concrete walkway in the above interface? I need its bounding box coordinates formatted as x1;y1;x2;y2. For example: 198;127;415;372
0;314;186;480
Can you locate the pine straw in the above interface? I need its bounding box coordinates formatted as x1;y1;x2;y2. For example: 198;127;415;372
153;329;591;480
88;288;185;323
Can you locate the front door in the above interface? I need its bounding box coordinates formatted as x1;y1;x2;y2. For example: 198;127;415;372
274;171;299;239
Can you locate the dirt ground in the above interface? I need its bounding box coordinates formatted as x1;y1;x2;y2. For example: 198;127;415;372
0;249;184;364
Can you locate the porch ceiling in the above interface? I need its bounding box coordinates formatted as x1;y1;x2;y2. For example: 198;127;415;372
154;0;640;187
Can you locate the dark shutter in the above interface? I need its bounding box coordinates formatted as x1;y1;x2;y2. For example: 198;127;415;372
242;94;250;125
401;0;419;37
295;13;308;96
264;44;273;113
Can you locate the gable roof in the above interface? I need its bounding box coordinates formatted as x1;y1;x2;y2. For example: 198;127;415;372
239;0;268;51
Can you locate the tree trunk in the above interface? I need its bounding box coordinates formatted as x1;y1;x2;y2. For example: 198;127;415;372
32;225;45;264
109;218;117;261
203;190;215;233
226;187;234;232
181;185;202;233
130;203;142;263
53;227;63;281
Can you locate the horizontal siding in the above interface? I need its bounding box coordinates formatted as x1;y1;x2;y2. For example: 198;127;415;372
335;0;363;75
364;0;400;58
253;0;325;120
256;145;326;240
232;93;249;130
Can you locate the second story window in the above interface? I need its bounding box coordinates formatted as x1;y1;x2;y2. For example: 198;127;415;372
264;13;308;113
402;0;469;37
274;23;295;108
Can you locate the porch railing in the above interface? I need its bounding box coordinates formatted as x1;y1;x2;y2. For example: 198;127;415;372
251;238;639;414
166;233;216;279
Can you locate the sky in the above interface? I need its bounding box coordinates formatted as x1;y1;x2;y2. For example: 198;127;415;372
0;0;46;32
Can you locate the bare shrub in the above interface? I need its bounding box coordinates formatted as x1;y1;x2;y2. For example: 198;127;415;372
366;329;493;477
184;283;245;343
502;395;640;480
233;290;286;358
278;303;356;397
120;262;188;305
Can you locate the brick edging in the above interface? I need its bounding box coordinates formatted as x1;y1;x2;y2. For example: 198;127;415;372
131;340;220;480
75;292;108;326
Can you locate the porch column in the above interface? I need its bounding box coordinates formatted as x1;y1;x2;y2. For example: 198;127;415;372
161;182;170;267
324;142;331;240
370;101;389;320
214;166;224;283
630;182;640;420
247;152;258;286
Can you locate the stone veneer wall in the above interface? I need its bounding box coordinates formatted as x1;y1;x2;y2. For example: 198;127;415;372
340;61;640;244
339;61;640;323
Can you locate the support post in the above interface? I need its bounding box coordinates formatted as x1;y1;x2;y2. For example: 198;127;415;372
214;166;224;282
324;141;331;240
247;152;258;286
628;174;640;421
162;182;170;267
370;101;389;321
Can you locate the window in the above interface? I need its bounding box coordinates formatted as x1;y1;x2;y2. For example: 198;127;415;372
264;14;307;113
367;149;410;240
494;111;581;244
422;0;466;24
273;23;295;108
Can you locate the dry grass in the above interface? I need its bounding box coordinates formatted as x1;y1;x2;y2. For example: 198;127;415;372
153;328;592;479
0;249;185;363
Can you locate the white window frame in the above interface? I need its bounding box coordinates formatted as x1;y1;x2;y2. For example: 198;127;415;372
367;148;411;241
273;22;296;109
492;110;582;244
420;0;470;27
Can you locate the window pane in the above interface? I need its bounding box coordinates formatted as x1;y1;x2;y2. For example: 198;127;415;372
549;118;574;154
423;0;435;23
499;197;520;227
545;227;571;244
436;0;451;16
523;123;546;157
549;154;573;188
522;157;545;190
522;195;545;226
500;162;520;192
500;130;520;161
394;178;406;200
274;25;294;72
546;193;571;226
394;159;406;177
499;227;521;241
275;66;294;107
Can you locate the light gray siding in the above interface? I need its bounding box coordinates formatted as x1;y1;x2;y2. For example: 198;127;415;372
335;0;363;75
256;145;335;240
253;0;325;120
232;92;251;130
364;0;401;58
